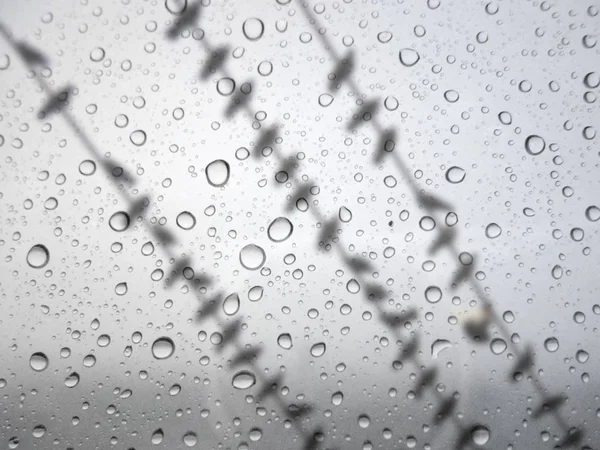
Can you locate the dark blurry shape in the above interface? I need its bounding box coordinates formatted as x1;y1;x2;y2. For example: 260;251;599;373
328;51;355;91
510;346;534;380
434;394;458;424
224;86;253;117
215;321;241;351
38;85;73;117
252;124;279;159
380;309;418;328
256;374;284;400
317;217;340;248
302;428;325;450
199;45;229;80
374;129;396;163
414;367;438;397
286;183;312;212
165;1;201;40
288;403;314;419
428;227;457;255
230;347;262;367
365;283;387;301
195;292;223;322
343;255;373;273
532;394;565;418
346;99;379;130
463;306;492;342
559;427;583;448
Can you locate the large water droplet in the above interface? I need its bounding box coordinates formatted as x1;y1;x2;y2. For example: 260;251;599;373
232;370;256;389
485;223;502;239
239;244;266;270
64;372;80;388
151;428;164;445
431;339;451;358
585;205;600;222
267;217;293;242
544;337;559;352
399;48;420;67
524;135;545;155
176;211;196;230
109;211;130;232
205;159;230;187
30;352;49;371
425;285;442;304
27;245;50;268
471;425;490;446
310;342;326;357
339;206;353;223
277;333;293;349
165;0;187;15
152;337;175;359
183;432;198;447
445;166;466;183
222;293;240;316
130;129;147;146
490;338;507;355
243;18;264;41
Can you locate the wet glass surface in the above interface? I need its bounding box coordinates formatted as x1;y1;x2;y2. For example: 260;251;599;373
0;0;599;449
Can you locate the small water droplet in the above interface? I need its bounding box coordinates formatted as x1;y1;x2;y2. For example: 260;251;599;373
243;18;265;41
544;337;559;352
485;223;502;239
109;212;130;232
64;372;80;388
445;166;466;183
205;159;230;187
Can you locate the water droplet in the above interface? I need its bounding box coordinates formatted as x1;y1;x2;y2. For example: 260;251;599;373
358;414;371;428
30;352;49;371
576;350;589;363
332;391;344;405
232;370;256;389
425;285;442;303
222;293;240;316
318;93;334;107
524;135;545;155
551;265;563;280
216;78;235;96
419;216;436;231
346;278;361;294
243;18;265;41
90;47;105;62
152;337;175;359
183;432;198;447
544;337;559;352
384;96;399;111
377;31;393;43
64;372;80;388
585;205;600;222
97;334;111;347
339;206;353;223
27;245;49;268
248;285;264;302
277;333;292;349
431;339;451;358
485;223;502;239
444;90;460;103
32;425;46;438
239;244;266;270
130;130;147;146
258;60;273;76
79;160;96;176
176;211;196;230
151;428;164;445
109;212;130;232
0;54;10;70
445;166;465;183
115;282;128;295
399;48;420;67
114;114;129;128
471;425;490;446
267;217;293;242
83;354;96;367
310;342;326;357
205;159;230;187
490;338;507;355
165;0;187;15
